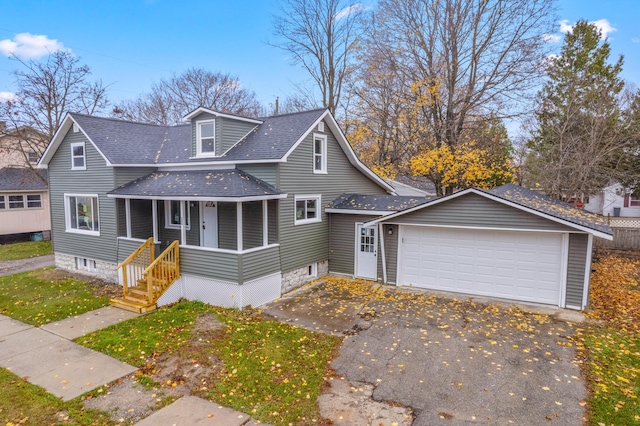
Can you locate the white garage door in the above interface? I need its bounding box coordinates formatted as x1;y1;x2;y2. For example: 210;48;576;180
399;226;564;305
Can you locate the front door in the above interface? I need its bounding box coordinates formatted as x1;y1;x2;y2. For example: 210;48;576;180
201;201;218;248
356;224;378;279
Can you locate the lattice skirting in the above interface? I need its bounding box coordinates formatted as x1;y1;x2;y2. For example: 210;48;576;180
157;272;282;309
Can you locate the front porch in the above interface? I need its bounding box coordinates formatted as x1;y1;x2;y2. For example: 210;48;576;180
107;169;286;311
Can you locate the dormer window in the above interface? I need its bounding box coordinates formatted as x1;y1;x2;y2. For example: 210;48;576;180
197;120;216;156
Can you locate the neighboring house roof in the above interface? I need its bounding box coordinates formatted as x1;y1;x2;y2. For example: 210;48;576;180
384;178;431;197
326;193;430;215
392;175;436;194
107;170;286;201
366;183;613;239
0;167;48;191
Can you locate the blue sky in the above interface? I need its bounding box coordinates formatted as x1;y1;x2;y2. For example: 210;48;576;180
1;0;639;110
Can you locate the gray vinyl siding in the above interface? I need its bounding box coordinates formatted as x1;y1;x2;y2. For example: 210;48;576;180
388;193;575;232
180;246;239;282
238;164;278;186
219;117;257;153
114;167;156;187
268;200;278;244
566;233;589;307
48;131;117;263
117;199;126;237
329;214;366;275
130;199;153;239
243;201;263;249
241;246;281;281
218;202;237;250
382;224;398;284
278;128;386;273
116;237;159;263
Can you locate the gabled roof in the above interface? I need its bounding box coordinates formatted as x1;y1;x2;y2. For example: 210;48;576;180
326;193;430;215
366;183;613;240
183;106;263;124
0;167;48;191
107;169;286;201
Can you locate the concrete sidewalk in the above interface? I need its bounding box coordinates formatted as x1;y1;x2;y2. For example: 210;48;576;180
0;254;55;276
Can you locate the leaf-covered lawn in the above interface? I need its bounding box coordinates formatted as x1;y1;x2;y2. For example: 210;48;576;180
77;301;341;426
578;254;640;424
0;240;52;261
0;367;114;425
0;269;110;325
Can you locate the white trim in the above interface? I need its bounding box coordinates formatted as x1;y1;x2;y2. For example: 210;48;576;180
396;225;405;285
324;209;391;216
237;202;243;252
560;233;569;308
183;106;264;124
582;233;594;309
365;187;613;240
125;198;131;238
72;123;79;133
262;200;268;246
380;222;581;234
164;199;191;230
221;125;260;156
312;133;327;174
196;119;216;157
152;199;159;243
159;163;237;171
70;141;86;170
180;201;187;245
379;223;387;283
117;236;147;243
294;194;322;225
64;193;100;236
178;243;280;255
354;222;378;279
108;194;287;202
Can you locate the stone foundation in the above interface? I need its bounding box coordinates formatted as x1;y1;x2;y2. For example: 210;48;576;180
281;260;329;294
54;252;119;283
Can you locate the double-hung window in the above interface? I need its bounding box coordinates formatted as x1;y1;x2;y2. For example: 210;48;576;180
8;195;24;209
71;142;86;170
27;194;42;208
197;120;216;156
65;194;99;235
165;200;190;229
0;195;5;209
313;134;327;174
295;195;321;225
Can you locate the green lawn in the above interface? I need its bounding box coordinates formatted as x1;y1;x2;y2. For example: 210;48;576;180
0;269;110;325
78;301;341;426
0;240;52;261
0;367;114;425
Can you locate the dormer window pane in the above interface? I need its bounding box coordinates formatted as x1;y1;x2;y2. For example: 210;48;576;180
198;121;215;155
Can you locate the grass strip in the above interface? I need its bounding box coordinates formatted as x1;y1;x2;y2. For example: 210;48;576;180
0;240;52;261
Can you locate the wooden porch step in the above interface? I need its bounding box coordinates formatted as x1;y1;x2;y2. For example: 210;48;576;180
110;296;157;314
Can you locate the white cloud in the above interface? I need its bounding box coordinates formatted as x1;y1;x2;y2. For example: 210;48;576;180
334;4;366;20
543;33;561;43
558;19;617;39
0;92;19;103
0;33;66;59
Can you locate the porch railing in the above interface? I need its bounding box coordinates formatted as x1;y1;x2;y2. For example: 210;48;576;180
118;237;155;298
141;240;180;302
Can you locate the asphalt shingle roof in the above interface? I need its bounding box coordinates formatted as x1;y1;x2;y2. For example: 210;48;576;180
392;175;436;194
328;193;431;212
488;183;612;235
0;168;48;191
108;169;284;198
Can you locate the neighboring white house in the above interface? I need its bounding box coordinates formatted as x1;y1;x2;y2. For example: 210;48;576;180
584;182;640;217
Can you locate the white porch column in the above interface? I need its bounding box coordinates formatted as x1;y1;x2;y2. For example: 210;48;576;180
180;201;187;245
237;202;243;251
152;199;158;243
125;198;132;238
263;200;268;246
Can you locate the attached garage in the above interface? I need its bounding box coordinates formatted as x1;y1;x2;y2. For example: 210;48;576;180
361;184;613;310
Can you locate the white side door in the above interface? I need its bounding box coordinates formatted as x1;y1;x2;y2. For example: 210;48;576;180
356;224;378;279
201;201;218;248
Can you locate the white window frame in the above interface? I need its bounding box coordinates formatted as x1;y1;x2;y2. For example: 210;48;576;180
0;195;5;210
64;193;100;236
313;133;327;174
196;119;216;157
0;194;42;210
294;195;322;225
307;263;318;278
76;257;96;272
70;142;86;170
164;200;190;230
8;194;25;209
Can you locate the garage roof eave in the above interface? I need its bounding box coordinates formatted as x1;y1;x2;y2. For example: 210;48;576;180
363;187;614;240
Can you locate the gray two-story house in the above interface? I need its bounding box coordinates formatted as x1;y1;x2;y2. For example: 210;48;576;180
39;107;612;312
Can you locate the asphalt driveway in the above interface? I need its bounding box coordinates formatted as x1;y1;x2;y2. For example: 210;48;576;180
263;278;587;425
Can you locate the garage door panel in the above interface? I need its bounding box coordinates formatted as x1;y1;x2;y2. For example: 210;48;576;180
400;226;563;305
